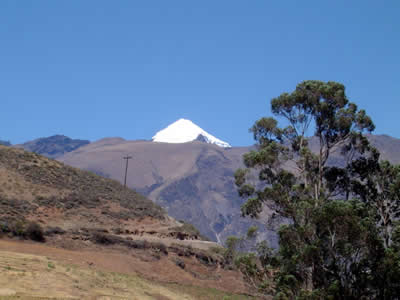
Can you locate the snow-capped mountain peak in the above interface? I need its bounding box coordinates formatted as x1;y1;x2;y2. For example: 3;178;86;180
152;119;231;148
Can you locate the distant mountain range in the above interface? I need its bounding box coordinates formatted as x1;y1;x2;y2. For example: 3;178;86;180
5;122;400;246
16;135;90;158
0;140;11;146
59;136;400;247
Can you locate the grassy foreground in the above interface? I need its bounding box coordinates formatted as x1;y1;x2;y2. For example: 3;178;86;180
0;249;253;300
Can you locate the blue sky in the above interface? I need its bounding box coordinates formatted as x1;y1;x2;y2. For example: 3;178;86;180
1;1;399;146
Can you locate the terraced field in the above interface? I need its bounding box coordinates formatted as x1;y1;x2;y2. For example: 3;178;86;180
0;240;258;300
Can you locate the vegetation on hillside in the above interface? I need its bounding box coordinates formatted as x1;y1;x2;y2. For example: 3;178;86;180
0;145;165;227
0;133;260;298
0;247;254;299
234;81;400;299
0;145;215;252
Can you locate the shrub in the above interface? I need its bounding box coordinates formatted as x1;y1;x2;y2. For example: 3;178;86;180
0;221;10;234
25;222;45;242
152;242;168;255
112;227;124;235
11;220;26;237
126;239;147;249
45;226;66;236
174;258;185;269
91;232;117;245
196;251;216;266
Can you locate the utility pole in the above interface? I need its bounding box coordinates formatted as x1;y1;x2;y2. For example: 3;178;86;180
123;155;132;188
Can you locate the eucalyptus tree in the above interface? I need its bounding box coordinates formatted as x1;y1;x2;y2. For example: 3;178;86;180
235;80;377;298
351;159;400;248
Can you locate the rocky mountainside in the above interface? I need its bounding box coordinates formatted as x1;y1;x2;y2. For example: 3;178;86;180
59;139;277;246
59;134;400;247
17;135;90;158
367;134;400;164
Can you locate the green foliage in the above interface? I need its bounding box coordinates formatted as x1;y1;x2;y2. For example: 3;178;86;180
11;220;26;237
236;80;400;298
234;253;258;280
351;159;400;248
224;236;242;265
222;230;275;295
171;221;209;241
0;218;45;242
246;226;258;239
47;261;55;269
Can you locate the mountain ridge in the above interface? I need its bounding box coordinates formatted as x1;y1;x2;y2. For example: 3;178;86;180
59;139;277;246
7;131;400;247
16;135;90;159
58;133;400;247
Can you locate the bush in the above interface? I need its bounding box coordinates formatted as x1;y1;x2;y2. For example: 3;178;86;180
91;232;118;245
126;239;147;249
25;222;45;242
45;226;66;236
151;242;168;255
11;220;26;237
0;221;10;234
174;258;185;269
112;227;124;235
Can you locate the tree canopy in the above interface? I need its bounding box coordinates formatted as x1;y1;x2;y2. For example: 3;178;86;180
235;80;400;299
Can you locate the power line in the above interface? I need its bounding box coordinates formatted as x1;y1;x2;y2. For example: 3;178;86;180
123;155;132;188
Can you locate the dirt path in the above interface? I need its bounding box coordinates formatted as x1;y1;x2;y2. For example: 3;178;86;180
128;234;221;250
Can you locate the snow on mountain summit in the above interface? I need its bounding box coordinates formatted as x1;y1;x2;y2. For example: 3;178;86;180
152;119;231;148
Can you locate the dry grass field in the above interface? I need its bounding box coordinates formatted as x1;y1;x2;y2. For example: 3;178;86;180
0;248;254;299
0;239;259;300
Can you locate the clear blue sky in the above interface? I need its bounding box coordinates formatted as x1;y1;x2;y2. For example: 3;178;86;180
1;1;399;146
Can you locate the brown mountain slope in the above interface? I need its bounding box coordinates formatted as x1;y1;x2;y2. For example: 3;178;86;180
367;134;400;164
59;135;400;247
59;139;278;246
0;145;216;243
0;145;261;298
0;145;162;223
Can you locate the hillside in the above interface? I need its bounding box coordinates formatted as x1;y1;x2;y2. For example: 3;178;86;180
59;139;278;246
0;144;166;229
0;145;258;299
367;134;400;164
0;144;223;243
59;134;400;247
0;239;257;299
17;135;90;158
